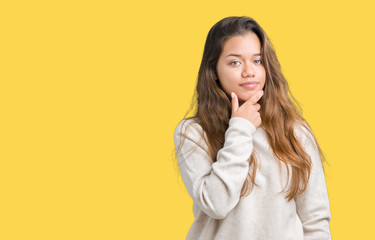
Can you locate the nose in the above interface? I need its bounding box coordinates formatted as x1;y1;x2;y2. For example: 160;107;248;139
242;62;255;78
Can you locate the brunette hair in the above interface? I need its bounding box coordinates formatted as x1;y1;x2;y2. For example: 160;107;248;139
177;16;325;201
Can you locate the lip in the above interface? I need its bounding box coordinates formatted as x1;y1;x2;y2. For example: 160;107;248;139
240;81;259;89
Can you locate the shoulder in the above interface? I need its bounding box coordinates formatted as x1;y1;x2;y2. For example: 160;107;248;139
173;118;210;160
174;118;208;152
294;121;315;145
174;117;204;140
293;121;323;165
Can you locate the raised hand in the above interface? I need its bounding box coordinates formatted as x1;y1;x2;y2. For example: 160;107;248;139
231;90;263;128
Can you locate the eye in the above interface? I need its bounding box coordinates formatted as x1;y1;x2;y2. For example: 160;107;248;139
230;61;241;66
254;59;262;64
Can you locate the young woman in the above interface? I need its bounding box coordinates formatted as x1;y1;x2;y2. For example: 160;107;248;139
174;16;331;239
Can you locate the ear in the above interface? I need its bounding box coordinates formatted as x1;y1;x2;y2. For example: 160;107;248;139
212;69;218;80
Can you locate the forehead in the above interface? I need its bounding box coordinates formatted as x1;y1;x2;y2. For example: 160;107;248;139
221;33;261;55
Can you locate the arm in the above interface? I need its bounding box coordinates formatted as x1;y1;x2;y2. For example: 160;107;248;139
174;117;256;219
294;126;332;239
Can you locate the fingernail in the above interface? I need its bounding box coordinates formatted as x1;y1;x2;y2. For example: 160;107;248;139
231;92;235;98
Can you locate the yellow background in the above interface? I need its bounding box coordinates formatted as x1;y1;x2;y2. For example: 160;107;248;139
1;0;374;239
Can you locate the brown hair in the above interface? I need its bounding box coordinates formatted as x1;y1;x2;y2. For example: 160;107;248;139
178;16;325;201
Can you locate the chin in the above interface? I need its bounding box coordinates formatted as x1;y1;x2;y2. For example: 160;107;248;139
238;93;253;102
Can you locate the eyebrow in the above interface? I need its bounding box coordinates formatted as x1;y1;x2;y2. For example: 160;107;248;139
225;53;261;58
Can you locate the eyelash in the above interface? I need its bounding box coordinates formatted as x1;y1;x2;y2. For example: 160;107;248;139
230;60;262;65
230;61;241;65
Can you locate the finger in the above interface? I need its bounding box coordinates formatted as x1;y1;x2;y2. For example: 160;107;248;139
231;92;239;116
255;103;261;111
247;90;264;104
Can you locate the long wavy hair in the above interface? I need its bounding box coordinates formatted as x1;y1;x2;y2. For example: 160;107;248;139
178;16;326;201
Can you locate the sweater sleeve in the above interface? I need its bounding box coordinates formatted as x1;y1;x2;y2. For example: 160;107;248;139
174;117;256;219
294;126;332;240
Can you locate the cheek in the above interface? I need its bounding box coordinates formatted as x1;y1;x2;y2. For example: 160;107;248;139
259;69;266;84
217;68;234;85
221;68;240;83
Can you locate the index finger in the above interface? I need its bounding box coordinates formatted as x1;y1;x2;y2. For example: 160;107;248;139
247;90;264;104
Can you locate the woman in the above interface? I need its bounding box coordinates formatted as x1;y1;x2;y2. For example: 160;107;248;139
174;16;331;240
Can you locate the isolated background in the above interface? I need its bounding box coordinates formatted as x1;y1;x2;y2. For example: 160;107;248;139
1;0;374;239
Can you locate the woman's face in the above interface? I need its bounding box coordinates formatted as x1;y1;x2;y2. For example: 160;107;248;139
216;32;266;105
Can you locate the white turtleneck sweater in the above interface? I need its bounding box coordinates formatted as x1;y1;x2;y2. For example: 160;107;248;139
174;117;331;240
